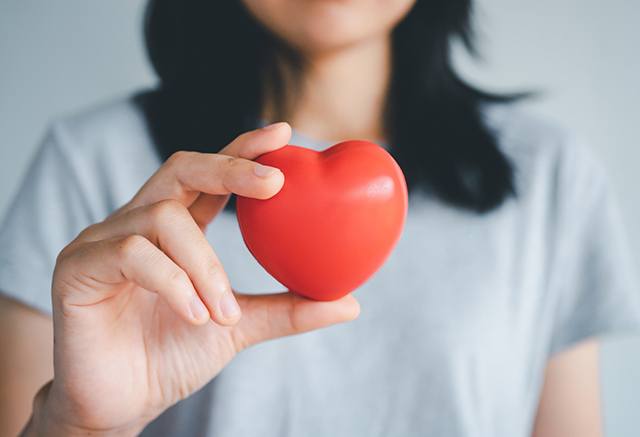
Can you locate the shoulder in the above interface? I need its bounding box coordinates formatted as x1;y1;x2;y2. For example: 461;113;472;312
42;94;162;214
483;103;592;165
49;95;155;159
482;103;608;205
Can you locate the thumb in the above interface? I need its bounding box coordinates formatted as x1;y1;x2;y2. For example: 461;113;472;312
231;292;360;350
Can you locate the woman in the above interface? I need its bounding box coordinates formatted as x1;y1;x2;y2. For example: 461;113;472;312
1;0;638;435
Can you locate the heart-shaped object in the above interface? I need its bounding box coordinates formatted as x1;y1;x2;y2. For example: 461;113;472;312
236;140;408;301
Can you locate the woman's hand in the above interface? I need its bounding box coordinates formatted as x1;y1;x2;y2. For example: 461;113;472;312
30;122;360;436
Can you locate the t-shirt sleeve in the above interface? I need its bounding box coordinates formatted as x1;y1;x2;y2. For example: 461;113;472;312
547;138;640;356
0;123;97;314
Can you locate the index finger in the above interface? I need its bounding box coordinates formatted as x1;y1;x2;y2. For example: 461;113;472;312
122;122;291;214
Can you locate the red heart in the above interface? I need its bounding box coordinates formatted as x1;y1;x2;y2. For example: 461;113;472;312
236;140;408;301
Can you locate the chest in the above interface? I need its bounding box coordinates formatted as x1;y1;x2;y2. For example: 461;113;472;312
209;199;550;363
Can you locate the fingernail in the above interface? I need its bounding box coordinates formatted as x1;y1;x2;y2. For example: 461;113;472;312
262;121;288;131
219;292;241;320
189;295;210;322
254;163;279;178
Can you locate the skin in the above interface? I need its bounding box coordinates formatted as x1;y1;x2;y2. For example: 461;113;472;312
1;0;603;435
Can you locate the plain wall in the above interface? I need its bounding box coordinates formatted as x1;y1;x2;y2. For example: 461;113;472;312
0;0;639;435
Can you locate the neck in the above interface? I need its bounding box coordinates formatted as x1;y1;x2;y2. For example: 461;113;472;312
264;36;392;144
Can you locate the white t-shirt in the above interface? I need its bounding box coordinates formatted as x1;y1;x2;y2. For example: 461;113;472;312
1;97;639;436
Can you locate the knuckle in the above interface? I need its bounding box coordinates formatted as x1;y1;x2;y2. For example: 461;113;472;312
116;234;148;262
221;154;238;169
167;268;190;290
286;297;304;333
205;260;229;292
76;222;101;242
58;220;104;261
232;130;251;145
52;242;91;301
148;199;187;226
55;243;74;264
207;257;224;274
166;150;192;168
55;238;87;269
221;155;244;180
217;156;238;193
54;245;74;273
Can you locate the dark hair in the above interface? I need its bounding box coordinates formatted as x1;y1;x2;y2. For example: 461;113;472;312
137;0;521;213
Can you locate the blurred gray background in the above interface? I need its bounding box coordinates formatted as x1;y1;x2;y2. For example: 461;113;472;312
0;0;638;435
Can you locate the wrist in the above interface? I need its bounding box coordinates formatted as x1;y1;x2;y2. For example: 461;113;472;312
23;381;146;437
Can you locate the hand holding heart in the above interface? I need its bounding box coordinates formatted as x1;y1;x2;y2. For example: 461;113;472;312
35;123;362;436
